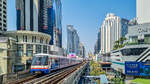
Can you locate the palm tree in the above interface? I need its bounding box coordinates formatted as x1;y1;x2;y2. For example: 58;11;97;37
115;40;120;45
120;37;127;44
113;37;127;50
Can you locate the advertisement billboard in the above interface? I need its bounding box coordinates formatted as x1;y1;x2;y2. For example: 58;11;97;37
125;62;140;76
68;53;76;58
125;61;150;76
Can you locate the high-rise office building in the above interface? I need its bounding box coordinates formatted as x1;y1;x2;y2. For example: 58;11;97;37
101;13;129;54
121;19;129;37
16;0;38;31
79;43;86;58
16;0;62;47
67;25;80;56
137;0;150;24
94;40;98;55
0;0;7;32
94;30;101;55
50;0;62;47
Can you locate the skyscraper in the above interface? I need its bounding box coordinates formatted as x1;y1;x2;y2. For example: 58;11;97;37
16;0;62;47
51;0;62;47
121;18;129;37
0;0;7;32
94;30;101;55
67;25;80;56
137;0;150;24
79;43;86;58
16;0;38;31
101;13;129;54
94;40;98;55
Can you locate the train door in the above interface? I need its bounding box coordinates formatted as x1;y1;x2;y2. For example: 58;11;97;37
55;57;59;68
67;58;69;66
48;57;51;69
50;57;59;69
51;57;55;69
59;58;63;68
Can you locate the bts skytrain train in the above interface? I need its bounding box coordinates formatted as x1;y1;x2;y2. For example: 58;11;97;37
30;54;82;74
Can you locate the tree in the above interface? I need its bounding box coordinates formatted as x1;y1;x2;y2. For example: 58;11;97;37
113;37;127;50
90;61;105;76
120;37;127;44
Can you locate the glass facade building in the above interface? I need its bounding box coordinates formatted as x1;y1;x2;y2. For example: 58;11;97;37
0;0;7;32
16;0;38;31
67;25;80;56
94;30;101;54
16;0;62;47
121;19;129;37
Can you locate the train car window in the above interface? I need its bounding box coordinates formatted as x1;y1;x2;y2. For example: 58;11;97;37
67;59;69;64
62;58;64;65
51;58;55;65
55;59;59;67
31;56;48;65
58;58;60;67
41;56;48;65
48;57;51;64
61;58;63;65
32;56;42;65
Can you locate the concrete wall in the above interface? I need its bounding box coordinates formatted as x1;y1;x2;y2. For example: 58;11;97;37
137;0;150;24
62;63;88;84
0;37;16;75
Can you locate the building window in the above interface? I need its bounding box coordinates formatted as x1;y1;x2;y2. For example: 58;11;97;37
17;44;23;57
32;36;36;43
144;34;150;44
36;45;41;53
32;36;34;42
16;36;18;42
25;36;27;42
48;46;50;54
46;39;48;44
43;45;47;53
129;36;138;44
35;36;36;42
40;37;43;43
23;35;27;42
26;44;33;57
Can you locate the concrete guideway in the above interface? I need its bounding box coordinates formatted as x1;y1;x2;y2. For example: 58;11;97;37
60;62;88;84
5;61;87;84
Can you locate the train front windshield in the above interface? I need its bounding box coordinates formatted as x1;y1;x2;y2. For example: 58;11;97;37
32;56;48;65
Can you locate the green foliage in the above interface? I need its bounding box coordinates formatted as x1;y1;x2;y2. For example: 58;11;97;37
132;78;150;84
111;77;124;84
127;42;138;45
90;60;106;76
96;80;100;84
113;37;127;50
90;60;105;84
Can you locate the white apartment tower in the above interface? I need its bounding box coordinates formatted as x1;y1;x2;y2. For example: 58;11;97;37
101;13;129;54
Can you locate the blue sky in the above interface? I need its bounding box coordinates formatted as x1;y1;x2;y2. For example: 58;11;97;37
7;0;136;53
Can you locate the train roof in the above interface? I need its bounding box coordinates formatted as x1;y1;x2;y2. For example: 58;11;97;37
35;53;78;60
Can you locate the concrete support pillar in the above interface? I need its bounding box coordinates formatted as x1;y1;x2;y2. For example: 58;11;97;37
23;44;27;71
33;45;36;54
